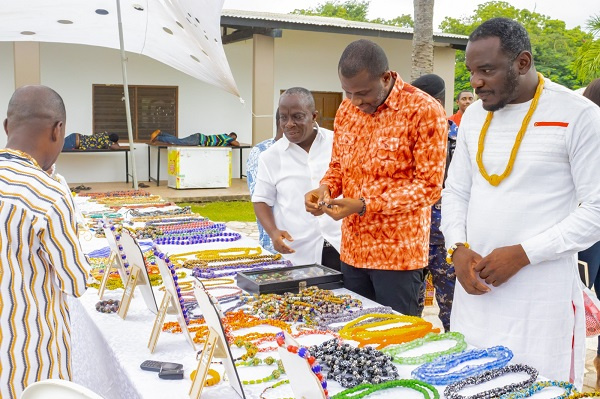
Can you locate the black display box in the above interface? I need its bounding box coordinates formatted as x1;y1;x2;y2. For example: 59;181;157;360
236;264;343;294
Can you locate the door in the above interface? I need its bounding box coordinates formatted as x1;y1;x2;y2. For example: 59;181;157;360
312;91;342;131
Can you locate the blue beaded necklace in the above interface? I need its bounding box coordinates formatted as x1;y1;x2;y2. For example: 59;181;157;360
411;345;513;385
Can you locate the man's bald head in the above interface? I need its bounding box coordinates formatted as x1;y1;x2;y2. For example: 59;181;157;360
4;86;67;171
7;85;66;129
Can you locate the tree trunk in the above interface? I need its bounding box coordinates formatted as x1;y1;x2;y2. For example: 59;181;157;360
411;0;435;81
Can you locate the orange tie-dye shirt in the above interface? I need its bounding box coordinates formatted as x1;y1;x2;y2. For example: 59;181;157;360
321;73;448;271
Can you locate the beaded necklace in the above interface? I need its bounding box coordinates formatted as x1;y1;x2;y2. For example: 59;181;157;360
192;258;291;279
476;72;544;186
444;363;538;399
95;195;164;205
381;331;467;365
338;313;439;349
499;380;575;399
240;287;362;326
275;331;330;399
332;379;440;399
412;345;513;385
234;356;286;385
310;338;399;388
568;392;600;398
153;248;190;324
154;231;241;246
79;189;150;198
314;306;394;331
259;379;292;399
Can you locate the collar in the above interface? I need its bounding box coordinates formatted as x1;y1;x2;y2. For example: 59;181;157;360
379;71;404;112
282;125;325;151
0;148;42;169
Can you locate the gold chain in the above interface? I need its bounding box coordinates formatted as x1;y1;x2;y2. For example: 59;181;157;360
476;72;544;186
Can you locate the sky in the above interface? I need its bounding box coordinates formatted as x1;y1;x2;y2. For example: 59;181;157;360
222;0;599;32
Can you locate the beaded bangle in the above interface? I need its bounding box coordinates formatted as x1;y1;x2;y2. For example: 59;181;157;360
412;345;513;385
446;242;470;264
189;368;221;386
499;380;575;399
332;379;440;399
444;364;538;399
381;332;467;365
275;331;329;398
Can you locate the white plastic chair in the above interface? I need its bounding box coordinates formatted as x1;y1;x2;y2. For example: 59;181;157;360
21;379;104;399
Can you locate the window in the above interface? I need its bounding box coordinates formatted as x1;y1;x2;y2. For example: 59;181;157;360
93;85;178;142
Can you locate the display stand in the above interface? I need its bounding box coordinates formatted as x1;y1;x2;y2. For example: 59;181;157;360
149;255;195;352
277;332;327;399
101;224;130;292
193;280;246;399
117;264;141;319
116;228;159;315
189;327;226;398
98;251;118;299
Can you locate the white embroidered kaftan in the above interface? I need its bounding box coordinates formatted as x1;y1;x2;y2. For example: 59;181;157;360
441;78;600;386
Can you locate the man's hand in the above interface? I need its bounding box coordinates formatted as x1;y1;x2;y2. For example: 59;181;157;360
305;185;330;216
474;244;530;287
270;230;295;254
452;245;490;295
320;198;364;221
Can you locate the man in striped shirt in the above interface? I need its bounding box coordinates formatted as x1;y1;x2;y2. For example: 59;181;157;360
0;85;89;398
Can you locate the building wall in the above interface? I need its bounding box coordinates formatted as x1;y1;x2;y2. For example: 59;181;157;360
0;42;16;149
0;33;458;183
275;30;457;115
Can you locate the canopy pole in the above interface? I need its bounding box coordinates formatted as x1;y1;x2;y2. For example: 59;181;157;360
116;0;138;189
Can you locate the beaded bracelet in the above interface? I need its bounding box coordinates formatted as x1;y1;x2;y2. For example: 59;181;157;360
95;299;120;313
412;345;513;385
332;379;440;399
381;332;467;365
190;368;221;386
444;364;538;399
499;380;575;399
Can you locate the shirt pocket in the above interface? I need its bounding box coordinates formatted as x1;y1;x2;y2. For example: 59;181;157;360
373;137;401;176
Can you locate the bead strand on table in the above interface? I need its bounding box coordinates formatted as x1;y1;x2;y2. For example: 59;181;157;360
412;345;514;385
381;331;467;365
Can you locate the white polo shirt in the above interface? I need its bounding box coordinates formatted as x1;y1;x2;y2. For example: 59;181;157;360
252;127;342;265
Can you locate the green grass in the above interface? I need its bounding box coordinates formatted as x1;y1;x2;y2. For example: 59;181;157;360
176;201;256;222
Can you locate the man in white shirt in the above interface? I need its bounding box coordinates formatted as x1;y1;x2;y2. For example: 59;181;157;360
252;87;342;269
441;18;600;386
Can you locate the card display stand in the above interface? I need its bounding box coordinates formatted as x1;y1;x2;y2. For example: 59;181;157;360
116;228;159;315
189;327;226;399
193;280;246;399
237;264;343;294
102;225;130;289
149;255;195;352
278;332;327;399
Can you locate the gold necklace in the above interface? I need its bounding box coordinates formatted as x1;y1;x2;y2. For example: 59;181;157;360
476;72;544;186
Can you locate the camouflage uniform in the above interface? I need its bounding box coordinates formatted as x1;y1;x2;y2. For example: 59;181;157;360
418;120;458;332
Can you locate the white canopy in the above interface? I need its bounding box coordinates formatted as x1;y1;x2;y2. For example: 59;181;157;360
0;0;240;97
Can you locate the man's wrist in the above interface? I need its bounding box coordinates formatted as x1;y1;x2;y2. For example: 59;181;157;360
358;197;366;216
446;242;470;265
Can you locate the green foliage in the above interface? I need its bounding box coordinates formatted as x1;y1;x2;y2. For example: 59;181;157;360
176;201;256;222
293;0;369;21
293;0;414;27
573;15;600;83
439;1;592;95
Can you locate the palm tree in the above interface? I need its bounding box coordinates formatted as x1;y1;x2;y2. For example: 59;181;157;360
574;15;600;83
411;0;435;81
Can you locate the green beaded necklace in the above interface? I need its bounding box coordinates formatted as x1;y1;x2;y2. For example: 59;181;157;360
332;379;440;399
381;331;466;365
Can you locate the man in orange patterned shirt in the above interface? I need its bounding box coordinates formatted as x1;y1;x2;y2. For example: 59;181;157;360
305;39;448;315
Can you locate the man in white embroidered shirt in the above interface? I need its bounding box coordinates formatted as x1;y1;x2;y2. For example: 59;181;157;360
441;18;600;387
252;87;342;270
